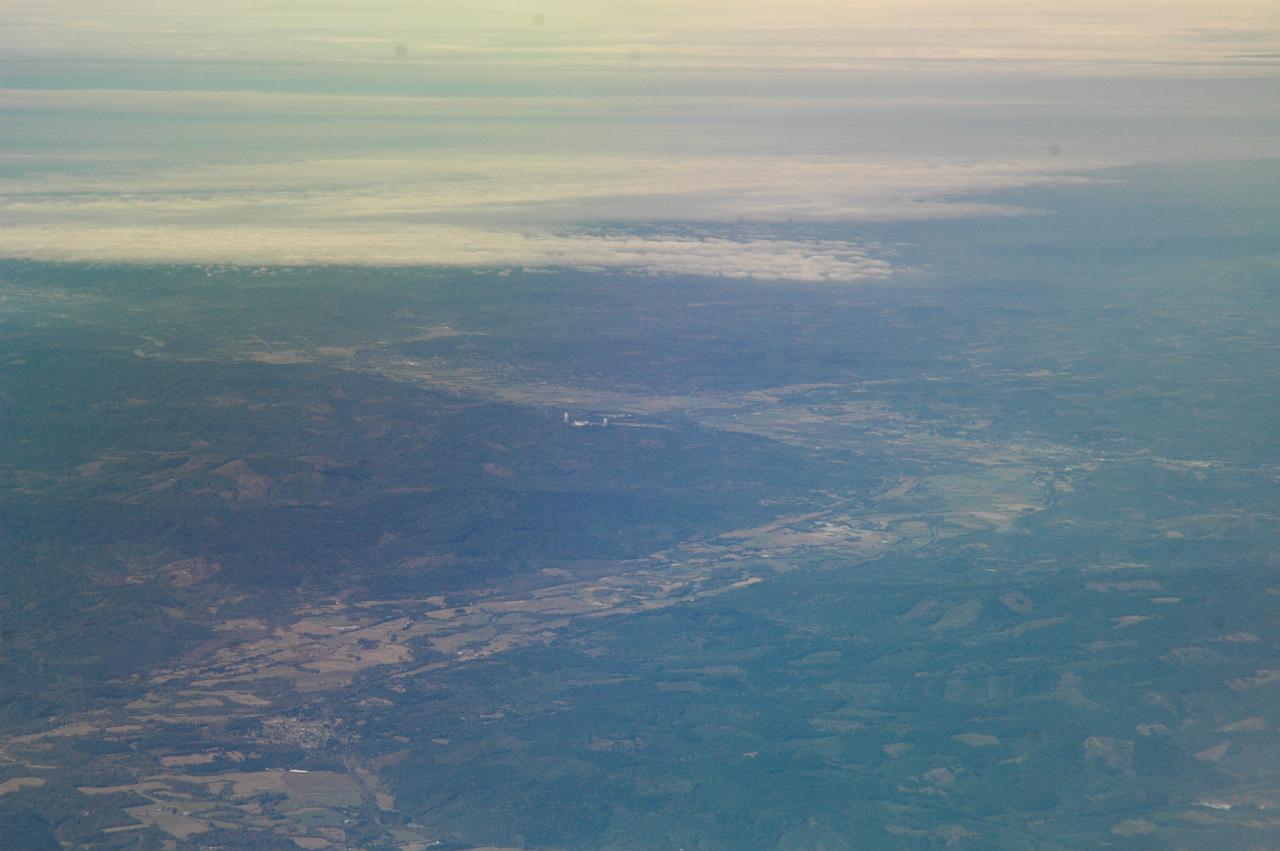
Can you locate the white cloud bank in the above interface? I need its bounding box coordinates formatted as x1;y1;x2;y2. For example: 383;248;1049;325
0;149;1096;280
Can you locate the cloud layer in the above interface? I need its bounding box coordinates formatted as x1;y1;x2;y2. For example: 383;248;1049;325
0;143;1098;279
2;1;1276;278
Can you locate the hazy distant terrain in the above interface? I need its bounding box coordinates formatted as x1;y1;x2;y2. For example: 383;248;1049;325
3;0;1279;847
1;163;1278;848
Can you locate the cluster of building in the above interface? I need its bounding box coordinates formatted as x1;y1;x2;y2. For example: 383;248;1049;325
563;412;609;428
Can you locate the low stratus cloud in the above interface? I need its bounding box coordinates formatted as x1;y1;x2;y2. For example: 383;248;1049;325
0;146;1097;278
0;91;1111;281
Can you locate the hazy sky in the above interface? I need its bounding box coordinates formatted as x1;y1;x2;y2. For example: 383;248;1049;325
6;1;1278;72
2;1;1277;277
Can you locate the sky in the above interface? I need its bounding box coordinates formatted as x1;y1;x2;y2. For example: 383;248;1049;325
2;1;1278;279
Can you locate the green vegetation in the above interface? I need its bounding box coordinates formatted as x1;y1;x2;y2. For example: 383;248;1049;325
1;162;1278;847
